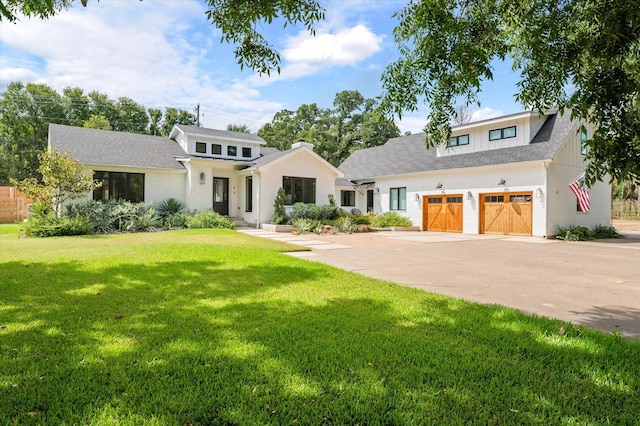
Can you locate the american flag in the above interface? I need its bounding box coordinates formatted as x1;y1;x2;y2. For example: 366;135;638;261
569;171;590;212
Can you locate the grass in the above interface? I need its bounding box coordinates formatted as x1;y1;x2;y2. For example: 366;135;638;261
1;226;639;425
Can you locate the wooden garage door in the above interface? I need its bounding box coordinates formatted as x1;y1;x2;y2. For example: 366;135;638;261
422;195;463;232
480;192;532;236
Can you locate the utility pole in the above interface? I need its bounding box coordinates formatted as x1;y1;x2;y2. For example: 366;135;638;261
195;104;200;127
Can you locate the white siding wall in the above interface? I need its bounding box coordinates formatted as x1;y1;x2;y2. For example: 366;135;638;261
258;150;339;226
547;122;611;233
374;162;549;236
188;159;239;213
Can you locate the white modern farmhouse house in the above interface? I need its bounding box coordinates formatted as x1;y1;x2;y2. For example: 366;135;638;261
48;124;343;227
49;109;610;237
336;110;610;237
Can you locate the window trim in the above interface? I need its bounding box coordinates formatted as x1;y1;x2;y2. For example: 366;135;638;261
390;187;407;211
93;171;145;203
489;126;517;141
212;144;222;155
448;134;470;147
227;145;237;156
580;127;588;155
242;147;252;158
340;190;356;207
282;176;316;205
195;142;207;154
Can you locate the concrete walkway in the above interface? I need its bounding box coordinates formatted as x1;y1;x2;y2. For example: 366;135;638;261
239;227;640;339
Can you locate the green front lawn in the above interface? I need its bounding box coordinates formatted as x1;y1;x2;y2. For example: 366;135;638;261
1;227;638;424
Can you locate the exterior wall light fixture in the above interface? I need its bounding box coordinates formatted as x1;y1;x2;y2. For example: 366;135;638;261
199;172;206;185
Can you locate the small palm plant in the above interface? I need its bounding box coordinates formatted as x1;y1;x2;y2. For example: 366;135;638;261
156;198;186;217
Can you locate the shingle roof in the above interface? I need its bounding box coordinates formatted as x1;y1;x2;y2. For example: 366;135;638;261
174;125;267;144
49;124;187;170
339;112;574;180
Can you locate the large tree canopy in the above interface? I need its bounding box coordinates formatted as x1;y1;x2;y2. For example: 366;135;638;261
381;0;640;184
0;82;195;184
258;90;400;167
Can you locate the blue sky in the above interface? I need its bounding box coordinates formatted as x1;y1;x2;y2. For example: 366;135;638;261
0;0;524;134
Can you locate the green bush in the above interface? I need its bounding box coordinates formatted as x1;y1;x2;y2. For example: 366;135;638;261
593;225;623;239
292;218;313;234
555;225;593;241
270;188;290;225
334;216;357;234
65;200;159;233
290;203;340;221
23;215;91;237
371;212;413;228
156;198;186;217
185;211;235;229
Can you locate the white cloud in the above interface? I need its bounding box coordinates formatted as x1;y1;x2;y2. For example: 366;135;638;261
396;114;427;135
471;107;505;122
248;24;384;86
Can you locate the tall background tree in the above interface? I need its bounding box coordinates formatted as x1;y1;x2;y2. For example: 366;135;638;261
381;0;640;184
258;90;400;166
226;123;251;133
0;82;196;184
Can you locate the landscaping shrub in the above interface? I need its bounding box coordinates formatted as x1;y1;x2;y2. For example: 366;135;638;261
23;215;91;237
270;188;290;224
292;218;313;234
334;216;358;234
593;225;623;239
65;200;159;233
371;212;413;228
555;225;593;241
290;203;340;221
156;198;186;217
185;211;235;229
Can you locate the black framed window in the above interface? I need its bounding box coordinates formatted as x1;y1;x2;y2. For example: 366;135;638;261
212;144;222;155
242;147;252;158
246;176;253;212
283;176;316;205
581;127;588;155
341;190;355;207
489;126;516;141
390;187;406;210
93;171;144;203
195;142;206;153
448;134;469;147
227;146;237;156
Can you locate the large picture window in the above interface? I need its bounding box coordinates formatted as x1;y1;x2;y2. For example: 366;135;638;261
341;190;355;207
390;187;406;211
93;171;144;202
283;176;316;205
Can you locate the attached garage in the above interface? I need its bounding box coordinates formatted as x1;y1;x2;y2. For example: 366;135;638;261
480;192;533;236
422;194;463;232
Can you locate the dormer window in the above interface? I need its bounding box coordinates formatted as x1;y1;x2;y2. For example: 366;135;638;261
195;142;206;154
448;134;469;147
228;146;237;156
212;144;222;155
242;147;252;158
489;126;516;141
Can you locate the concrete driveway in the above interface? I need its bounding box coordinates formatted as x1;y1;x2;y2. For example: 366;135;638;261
291;231;640;339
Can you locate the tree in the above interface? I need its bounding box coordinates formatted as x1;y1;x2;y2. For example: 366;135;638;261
381;0;640;184
161;108;197;136
113;97;149;133
226;123;251;133
0;82;66;184
83;114;111;130
0;0;73;22
258;90;399;166
451;105;472;126
10;150;101;213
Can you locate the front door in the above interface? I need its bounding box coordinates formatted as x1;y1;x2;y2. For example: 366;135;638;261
366;189;374;213
213;177;229;216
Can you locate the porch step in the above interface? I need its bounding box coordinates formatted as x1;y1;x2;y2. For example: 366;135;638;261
232;218;254;228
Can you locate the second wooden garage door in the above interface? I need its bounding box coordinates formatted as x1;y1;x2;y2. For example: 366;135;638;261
423;194;463;232
480;192;532;236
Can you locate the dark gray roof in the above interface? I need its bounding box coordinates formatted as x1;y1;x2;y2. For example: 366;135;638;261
339;112;574;180
242;147;292;170
174;125;266;144
49;124;187;170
